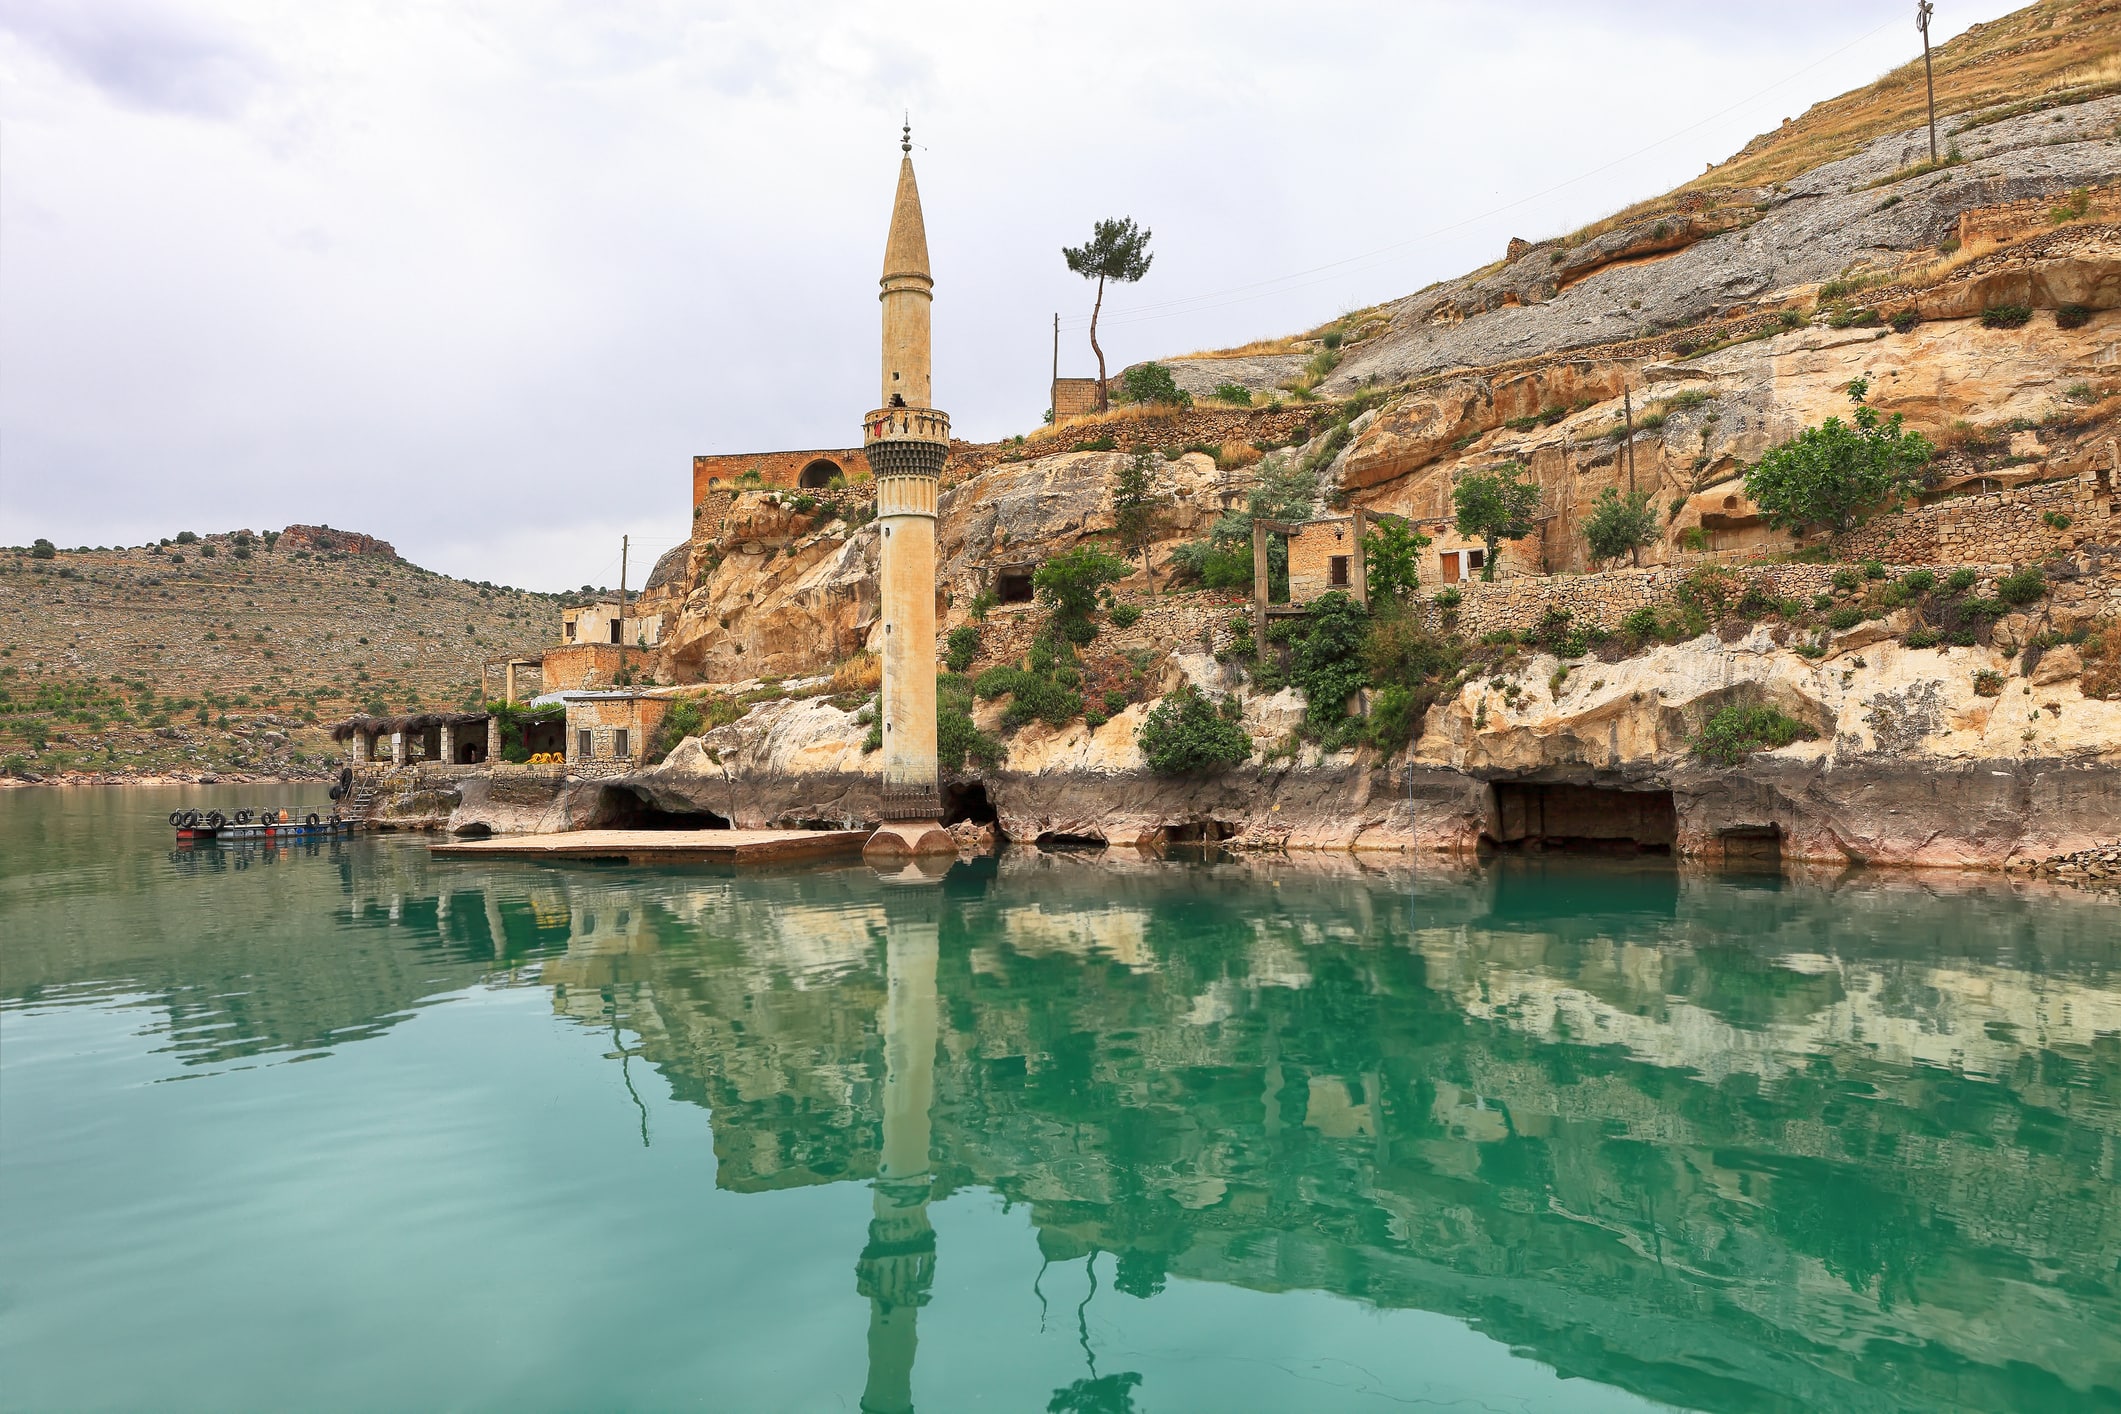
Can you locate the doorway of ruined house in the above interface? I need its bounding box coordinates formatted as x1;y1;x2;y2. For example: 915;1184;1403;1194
1716;824;1784;869
1483;782;1676;855
995;567;1036;604
798;459;840;489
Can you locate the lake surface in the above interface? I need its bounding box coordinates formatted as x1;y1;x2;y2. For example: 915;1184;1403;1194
5;788;2121;1413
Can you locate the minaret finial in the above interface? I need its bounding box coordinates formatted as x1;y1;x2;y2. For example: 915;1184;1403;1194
901;112;911;154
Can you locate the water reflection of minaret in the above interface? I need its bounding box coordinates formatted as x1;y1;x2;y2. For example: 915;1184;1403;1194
855;870;943;1413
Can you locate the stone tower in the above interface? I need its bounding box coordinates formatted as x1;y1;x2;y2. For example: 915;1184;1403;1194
863;124;955;859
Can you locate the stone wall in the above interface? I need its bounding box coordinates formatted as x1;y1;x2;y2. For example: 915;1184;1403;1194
1838;471;2116;566
564;695;669;774
542;643;628;692
960;592;1251;671
1051;378;1102;419
692;447;872;504
1431;563;1869;638
1283;517;1365;605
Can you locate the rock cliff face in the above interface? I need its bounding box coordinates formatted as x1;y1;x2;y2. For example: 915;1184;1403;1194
451;625;2121;870
1323;98;2121;394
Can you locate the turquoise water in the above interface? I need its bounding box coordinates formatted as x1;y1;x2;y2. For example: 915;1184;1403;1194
5;789;2121;1412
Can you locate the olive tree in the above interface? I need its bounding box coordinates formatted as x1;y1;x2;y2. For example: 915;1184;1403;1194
1451;462;1541;582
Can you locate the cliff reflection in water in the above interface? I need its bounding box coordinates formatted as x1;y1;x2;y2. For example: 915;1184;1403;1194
526;854;2121;1413
12;811;2121;1411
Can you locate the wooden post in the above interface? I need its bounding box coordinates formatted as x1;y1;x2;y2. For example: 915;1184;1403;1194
1252;519;1270;642
617;534;629;682
1624;390;1641;568
1349;510;1369;609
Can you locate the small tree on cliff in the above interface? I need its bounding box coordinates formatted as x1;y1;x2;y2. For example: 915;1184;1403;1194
1582;487;1659;566
1360;515;1430;602
1111;452;1160;597
1743;377;1935;535
1062;217;1153;412
1452;461;1541;582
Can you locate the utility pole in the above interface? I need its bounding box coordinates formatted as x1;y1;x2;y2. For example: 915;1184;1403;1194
617;534;629;682
1623;388;1638;496
1052;312;1059;406
1918;1;1938;163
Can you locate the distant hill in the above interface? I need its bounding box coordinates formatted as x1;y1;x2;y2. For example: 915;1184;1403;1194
0;527;557;781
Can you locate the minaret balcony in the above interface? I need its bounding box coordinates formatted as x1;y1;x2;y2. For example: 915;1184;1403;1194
863;406;950;450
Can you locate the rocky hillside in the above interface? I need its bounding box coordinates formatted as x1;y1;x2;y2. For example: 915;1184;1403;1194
0;527;556;782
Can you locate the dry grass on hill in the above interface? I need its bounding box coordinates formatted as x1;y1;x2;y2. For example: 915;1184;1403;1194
0;533;557;779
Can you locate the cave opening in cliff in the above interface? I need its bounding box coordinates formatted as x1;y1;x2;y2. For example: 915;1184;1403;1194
598;787;731;830
1163;820;1236;844
1484;782;1676;855
1034;831;1105;851
941;780;996;827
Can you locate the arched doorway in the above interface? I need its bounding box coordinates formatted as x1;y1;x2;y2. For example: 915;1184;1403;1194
798;459;840;489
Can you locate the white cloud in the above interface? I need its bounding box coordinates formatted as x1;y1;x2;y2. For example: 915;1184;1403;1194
0;0;2026;588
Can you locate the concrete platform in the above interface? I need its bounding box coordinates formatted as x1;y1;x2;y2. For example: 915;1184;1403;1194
430;828;871;867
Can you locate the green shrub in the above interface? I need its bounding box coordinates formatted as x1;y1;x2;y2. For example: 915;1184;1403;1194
1972;670;2005;697
2057;304;2093;331
1583;487;1659;564
1620;605;1664;641
1898;569;1935;595
1904;627;1941;649
29;538;55;559
1980;305;2033;329
1431;587;1463;610
1827;606;1865;630
1072;435;1118;453
1361;515;1430;602
2043;510;2073;531
1452;461;1541;580
945;625;982;673
969;590;998;620
1862;560;1887;580
1289;592;1371;742
1035;546;1131;630
1168;538;1254;590
1109;602;1142;628
1811;593;1834;610
1211;382;1253;406
1743;379;1933;533
1944;567;1978;596
1692;703;1816;765
937;702;1002;771
1831;568;1861;592
1996;567;2047;605
1119;362;1188;406
972;665;1023;700
1890;309;1920;333
1138;685;1251;774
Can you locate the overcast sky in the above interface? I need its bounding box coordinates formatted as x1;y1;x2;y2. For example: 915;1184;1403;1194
0;0;2024;590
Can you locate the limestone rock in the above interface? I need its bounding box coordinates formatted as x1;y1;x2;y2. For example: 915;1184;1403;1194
2032;644;2084;686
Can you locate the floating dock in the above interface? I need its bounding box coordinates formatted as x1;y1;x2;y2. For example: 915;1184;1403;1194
430;828;871;867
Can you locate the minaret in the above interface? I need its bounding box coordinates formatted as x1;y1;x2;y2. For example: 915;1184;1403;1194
853;882;942;1413
864;123;955;860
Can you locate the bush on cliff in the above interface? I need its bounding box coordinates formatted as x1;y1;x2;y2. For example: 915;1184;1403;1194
1035;546;1132;642
1691;703;1816;765
1119;361;1189;407
944;625;982;673
1742;377;1933;534
1138;684;1251;774
936;673;1002;770
1360;515;1429;602
1582;487;1659;565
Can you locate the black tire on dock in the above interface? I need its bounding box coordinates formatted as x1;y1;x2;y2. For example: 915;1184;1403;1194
234;810;252;825
205;811;227;829
181;810;201;829
169;811;185;827
306;813;320;827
